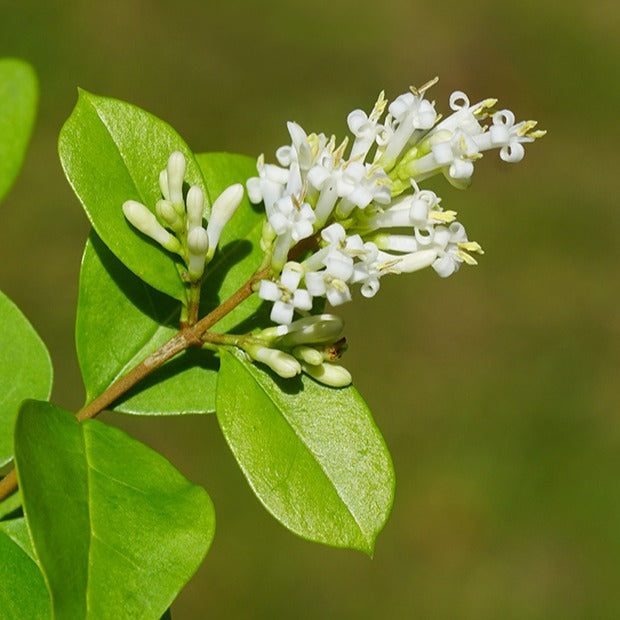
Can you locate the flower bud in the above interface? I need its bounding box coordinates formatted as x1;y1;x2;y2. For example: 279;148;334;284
167;151;186;204
159;169;170;201
292;345;324;366
187;227;209;279
122;200;181;253
252;346;301;378
278;314;344;347
302;361;352;387
186;185;205;231
206;183;244;258
155;199;184;234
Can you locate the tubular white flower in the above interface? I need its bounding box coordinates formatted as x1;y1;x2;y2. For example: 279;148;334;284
347;90;387;162
379;85;438;167
428;222;484;277
246;154;289;211
167;151;186;204
269;194;316;270
472;110;545;163
206;183;244;257
385;249;438;274
258;262;313;325
122;200;181;253
335;162;391;218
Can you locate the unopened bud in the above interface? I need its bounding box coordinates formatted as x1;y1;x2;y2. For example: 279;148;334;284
302;361;352;387
252;346;301;378
122;200;181;253
186;185;206;231
159;169;170;201
167;151;186;204
187;227;209;279
155;199;184;234
292;345;324;366
278;314;345;347
206;183;244;258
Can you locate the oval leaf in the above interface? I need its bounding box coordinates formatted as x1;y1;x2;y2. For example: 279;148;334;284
77;232;219;414
0;290;53;466
0;519;50;619
15;400;215;619
0;58;37;203
216;349;395;554
58;90;207;302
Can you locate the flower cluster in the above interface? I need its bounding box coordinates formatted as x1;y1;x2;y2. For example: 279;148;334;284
122;151;243;283
247;78;545;326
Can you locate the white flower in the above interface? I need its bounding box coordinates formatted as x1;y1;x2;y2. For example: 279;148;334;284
473;110;545;163
246;154;289;212
258;262;313;325
428;222;484;277
378;80;439;168
347;91;388;162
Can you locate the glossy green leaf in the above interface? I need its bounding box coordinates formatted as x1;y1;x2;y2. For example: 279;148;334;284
0;290;53;466
216;349;395;554
15;400;215;619
0;58;37;203
77;232;219;414
58;90;207;302
196;152;267;333
0;488;22;521
0;519;50;619
76;153;265;416
0;516;34;559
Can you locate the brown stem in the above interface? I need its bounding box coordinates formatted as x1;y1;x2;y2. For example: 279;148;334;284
0;470;16;503
0;265;270;502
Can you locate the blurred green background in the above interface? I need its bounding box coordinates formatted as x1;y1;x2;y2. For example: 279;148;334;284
1;0;619;617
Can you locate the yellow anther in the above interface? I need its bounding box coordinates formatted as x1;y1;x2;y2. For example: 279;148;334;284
429;209;458;223
458;240;484;255
456;250;479;266
410;76;439;97
529;129;547;139
334;136;349;163
473;98;497;116
370;91;387;120
517;120;538;136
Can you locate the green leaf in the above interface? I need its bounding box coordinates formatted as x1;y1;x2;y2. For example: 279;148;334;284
216;349;395;554
0;519;50;619
58;90;207;302
15;400;215;619
0;58;37;203
0;516;35;559
0;290;53;466
0;489;22;521
76;153;265;416
77;232;219;414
